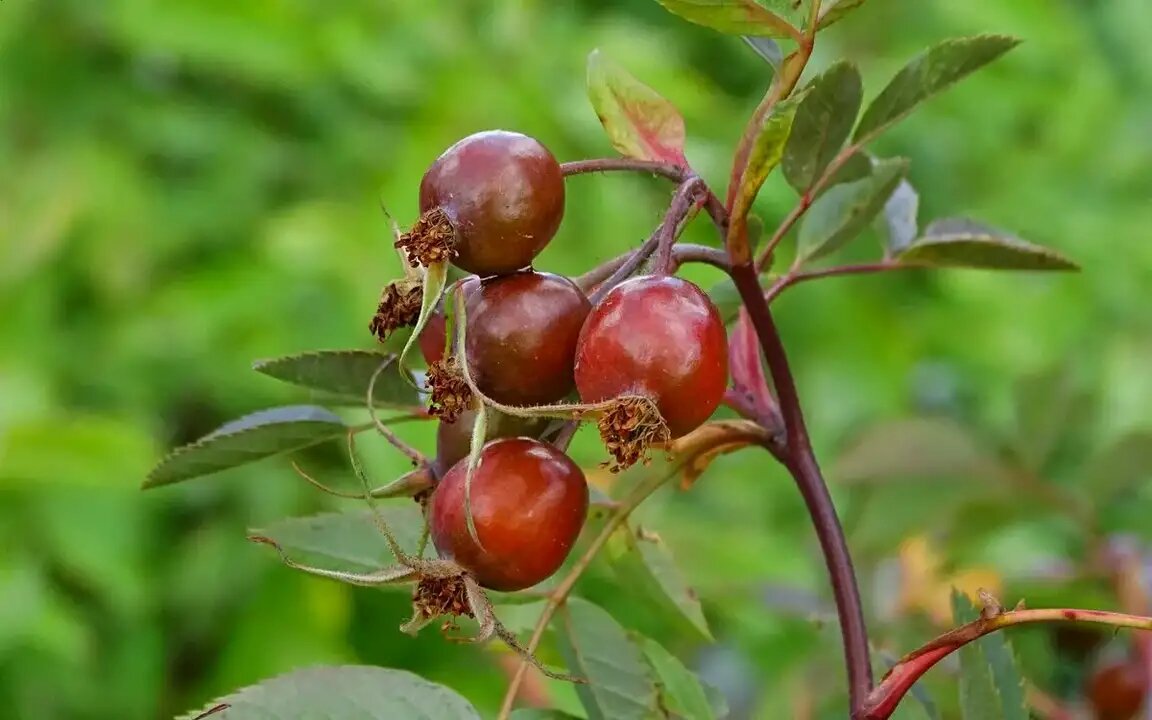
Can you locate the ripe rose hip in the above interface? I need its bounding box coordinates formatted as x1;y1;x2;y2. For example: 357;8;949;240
465;271;591;406
418;131;564;276
1087;658;1147;720
574;275;727;437
429;437;588;591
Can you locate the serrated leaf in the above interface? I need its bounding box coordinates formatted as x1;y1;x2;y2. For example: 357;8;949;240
796;157;907;263
783;61;863;193
951;591;1027;720
641;638;716;720
833;417;1006;485
729;91;807;240
742;35;782;71
253;350;422;408
608;525;713;641
897;218;1078;271
176;665;480;720
654;0;799;39
876;179;919;254
854;35;1022;144
509;711;584;720
587;50;688;167
980;623;1029;720
817;0;868;28
951;591;1002;720
250;508;427;574
556;599;659;720
144;406;347;488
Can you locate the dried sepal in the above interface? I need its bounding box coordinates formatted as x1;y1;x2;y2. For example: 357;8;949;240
426;355;474;423
368;278;424;342
597;395;672;472
395;207;457;267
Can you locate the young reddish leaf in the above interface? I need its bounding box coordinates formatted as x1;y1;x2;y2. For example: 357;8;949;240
176;666;481;720
728;307;774;419
783;60;864;194
587;50;688;168
654;0;802;41
144;405;348;488
897;218;1079;271
854;35;1022;145
796;156;908;263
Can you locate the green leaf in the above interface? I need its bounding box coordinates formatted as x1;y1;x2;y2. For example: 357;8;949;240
897;218;1079;271
144;405;347;488
817;0;869;28
556;599;660;720
783;61;863;193
653;0;799;39
951;591;1028;720
796;157;908;263
250;508;427;574
980;624;1029;720
1089;431;1152;500
253;350;422;408
854;35;1022;144
1011;362;1094;473
833;417;1006;485
608;525;713;641
587;50;688;168
951;591;1002;720
509;711;584;720
176;665;480;720
641;638;716;720
729;91;807;231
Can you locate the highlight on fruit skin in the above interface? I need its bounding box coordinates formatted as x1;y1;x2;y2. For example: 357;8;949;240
465;270;591;407
574;274;728;438
404;130;565;277
429;437;589;591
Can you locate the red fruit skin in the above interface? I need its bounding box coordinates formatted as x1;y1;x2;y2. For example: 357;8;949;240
466;271;591;406
419;130;564;276
573;275;728;437
430;438;588;591
1088;659;1147;720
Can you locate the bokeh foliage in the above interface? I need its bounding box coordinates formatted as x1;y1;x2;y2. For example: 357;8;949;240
1;0;1151;718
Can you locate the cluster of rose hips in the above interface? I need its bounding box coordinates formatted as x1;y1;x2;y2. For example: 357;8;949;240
369;130;729;596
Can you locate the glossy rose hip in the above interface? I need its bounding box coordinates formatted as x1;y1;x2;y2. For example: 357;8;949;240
465;271;591;406
420;131;564;276
430;438;588;591
574;275;727;437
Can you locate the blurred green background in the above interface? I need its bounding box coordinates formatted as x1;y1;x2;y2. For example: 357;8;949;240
2;0;1152;718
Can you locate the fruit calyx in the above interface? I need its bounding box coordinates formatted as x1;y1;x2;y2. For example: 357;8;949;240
395;206;457;268
368;277;423;342
426;355;473;422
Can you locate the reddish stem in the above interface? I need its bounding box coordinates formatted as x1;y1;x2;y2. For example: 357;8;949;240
730;261;874;710
857;607;1152;720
